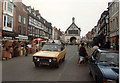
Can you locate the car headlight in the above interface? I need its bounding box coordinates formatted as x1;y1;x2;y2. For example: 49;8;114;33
103;78;116;83
106;79;116;83
52;58;57;61
49;59;52;62
34;57;37;60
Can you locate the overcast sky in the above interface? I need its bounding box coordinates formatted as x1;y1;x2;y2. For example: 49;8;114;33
22;0;112;36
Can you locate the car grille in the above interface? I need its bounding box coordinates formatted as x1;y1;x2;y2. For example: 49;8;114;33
39;57;49;61
33;57;52;62
38;57;50;61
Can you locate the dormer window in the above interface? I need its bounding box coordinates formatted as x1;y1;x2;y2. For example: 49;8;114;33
29;9;31;13
38;15;41;19
27;7;31;13
44;20;46;23
33;12;36;16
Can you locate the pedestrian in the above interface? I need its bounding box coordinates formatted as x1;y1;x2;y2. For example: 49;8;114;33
52;40;55;43
24;43;29;56
78;43;88;66
105;40;110;49
112;40;115;50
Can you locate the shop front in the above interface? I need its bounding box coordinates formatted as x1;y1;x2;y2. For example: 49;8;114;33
0;29;2;59
110;30;119;50
2;30;18;40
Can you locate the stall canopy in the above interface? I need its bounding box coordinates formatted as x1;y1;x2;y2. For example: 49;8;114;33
33;38;44;41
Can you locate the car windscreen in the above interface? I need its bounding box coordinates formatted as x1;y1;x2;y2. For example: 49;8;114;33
98;52;119;66
41;44;61;51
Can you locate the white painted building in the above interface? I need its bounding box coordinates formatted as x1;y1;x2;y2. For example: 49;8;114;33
64;17;81;44
3;0;14;32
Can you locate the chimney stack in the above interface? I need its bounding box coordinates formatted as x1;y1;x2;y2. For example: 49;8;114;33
72;17;75;23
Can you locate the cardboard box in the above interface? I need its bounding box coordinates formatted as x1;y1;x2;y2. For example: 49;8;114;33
2;51;12;59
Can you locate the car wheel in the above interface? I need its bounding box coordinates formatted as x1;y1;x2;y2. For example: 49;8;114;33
62;56;65;61
34;62;39;67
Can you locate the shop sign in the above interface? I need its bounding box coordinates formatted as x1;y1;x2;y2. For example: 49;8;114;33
0;31;1;38
15;35;28;40
2;30;18;37
3;37;12;39
110;32;117;37
44;37;48;39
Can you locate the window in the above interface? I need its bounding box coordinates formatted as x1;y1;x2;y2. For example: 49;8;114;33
116;17;119;28
4;2;6;10
24;17;26;24
7;2;12;13
38;15;40;19
4;16;6;27
18;26;21;34
29;8;31;13
33;12;36;16
7;16;12;28
28;27;30;35
23;27;26;34
68;30;78;34
28;27;32;36
29;16;31;22
33;27;35;36
18;15;21;23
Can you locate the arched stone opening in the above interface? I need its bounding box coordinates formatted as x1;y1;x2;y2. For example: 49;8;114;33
70;37;77;43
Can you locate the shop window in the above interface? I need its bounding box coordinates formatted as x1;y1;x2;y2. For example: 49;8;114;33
7;16;12;28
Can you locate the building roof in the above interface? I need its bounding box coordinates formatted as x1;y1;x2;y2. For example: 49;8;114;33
65;20;81;34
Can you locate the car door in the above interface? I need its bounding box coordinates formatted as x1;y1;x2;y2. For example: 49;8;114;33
89;50;97;77
89;50;101;80
92;51;101;81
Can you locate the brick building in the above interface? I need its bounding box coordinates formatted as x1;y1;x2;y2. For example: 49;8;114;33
53;27;61;40
2;0;17;39
13;1;28;40
0;0;2;38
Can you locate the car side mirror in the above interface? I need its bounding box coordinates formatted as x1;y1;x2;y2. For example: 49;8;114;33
91;56;96;63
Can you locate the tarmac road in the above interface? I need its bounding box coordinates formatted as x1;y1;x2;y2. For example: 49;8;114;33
2;45;94;82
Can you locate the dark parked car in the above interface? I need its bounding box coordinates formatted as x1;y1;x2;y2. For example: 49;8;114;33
88;49;119;83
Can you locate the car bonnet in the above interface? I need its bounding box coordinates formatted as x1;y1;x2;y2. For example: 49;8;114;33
98;65;119;80
33;51;60;57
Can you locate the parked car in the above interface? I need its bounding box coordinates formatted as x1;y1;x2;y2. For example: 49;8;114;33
88;49;119;83
33;43;66;68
